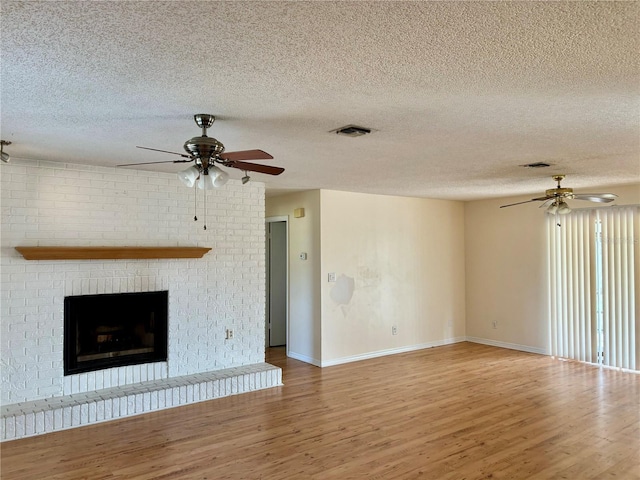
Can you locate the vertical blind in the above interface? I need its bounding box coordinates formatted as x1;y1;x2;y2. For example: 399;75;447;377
547;205;639;371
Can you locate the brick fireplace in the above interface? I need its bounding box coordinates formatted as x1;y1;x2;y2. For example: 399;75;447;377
0;160;281;440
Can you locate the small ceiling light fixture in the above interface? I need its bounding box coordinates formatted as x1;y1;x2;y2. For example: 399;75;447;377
241;171;251;184
332;125;372;137
1;140;12;163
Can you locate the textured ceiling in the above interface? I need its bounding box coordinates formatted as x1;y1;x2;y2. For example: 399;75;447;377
1;1;638;200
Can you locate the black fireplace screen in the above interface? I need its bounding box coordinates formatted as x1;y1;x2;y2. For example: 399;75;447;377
64;290;168;375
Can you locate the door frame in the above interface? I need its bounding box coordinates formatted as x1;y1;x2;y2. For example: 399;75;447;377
266;216;289;355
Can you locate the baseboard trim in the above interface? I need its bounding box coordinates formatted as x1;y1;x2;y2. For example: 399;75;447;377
287;337;547;368
319;337;467;367
287;350;322;367
465;336;548;355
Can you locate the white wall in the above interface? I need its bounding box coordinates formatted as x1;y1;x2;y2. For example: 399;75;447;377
464;183;640;353
319;190;466;364
266;190;466;366
1;160;267;405
266;190;322;364
266;183;639;366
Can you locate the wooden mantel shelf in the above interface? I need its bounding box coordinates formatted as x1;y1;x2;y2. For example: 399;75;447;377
15;246;212;260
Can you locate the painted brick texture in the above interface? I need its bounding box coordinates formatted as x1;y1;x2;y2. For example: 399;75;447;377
0;160;266;405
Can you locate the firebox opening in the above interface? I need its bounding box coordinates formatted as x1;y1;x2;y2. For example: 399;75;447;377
64;290;168;375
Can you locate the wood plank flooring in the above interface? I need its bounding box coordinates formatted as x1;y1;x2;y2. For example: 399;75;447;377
1;342;638;479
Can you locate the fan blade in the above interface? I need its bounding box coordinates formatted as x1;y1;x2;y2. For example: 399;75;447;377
224;160;284;175
219;149;273;161
573;193;618;203
118;159;192;166
136;146;192;159
500;196;549;208
538;198;555;209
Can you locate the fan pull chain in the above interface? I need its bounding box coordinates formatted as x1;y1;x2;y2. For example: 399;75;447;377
194;176;198;222
203;187;207;230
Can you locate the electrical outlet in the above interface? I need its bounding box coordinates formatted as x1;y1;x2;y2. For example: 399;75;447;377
392;326;398;335
226;329;234;339
328;272;337;282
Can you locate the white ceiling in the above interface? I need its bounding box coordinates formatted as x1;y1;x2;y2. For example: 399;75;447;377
1;1;638;200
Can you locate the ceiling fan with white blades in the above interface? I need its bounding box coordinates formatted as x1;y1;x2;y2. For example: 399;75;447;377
500;175;617;215
118;114;284;189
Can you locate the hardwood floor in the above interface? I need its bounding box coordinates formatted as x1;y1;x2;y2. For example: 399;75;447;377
1;342;638;479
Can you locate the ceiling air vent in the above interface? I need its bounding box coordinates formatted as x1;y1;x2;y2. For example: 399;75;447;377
520;162;551;168
332;125;371;137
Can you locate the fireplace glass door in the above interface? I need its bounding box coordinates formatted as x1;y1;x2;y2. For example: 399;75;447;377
64;290;168;375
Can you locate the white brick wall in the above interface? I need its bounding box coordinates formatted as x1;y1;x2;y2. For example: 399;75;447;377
0;160;267;405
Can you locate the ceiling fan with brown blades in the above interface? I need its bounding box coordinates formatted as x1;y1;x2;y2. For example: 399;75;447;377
500;175;617;215
118;114;284;188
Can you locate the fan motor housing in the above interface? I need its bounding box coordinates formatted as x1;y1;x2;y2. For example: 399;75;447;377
184;136;225;158
546;187;573;197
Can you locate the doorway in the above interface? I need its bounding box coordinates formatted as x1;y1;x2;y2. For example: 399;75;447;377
266;217;288;349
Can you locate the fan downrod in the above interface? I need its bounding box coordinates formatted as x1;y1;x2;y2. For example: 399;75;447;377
552;174;565;187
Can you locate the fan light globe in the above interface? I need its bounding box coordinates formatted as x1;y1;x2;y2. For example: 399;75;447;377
197;172;217;190
177;166;200;188
547;203;559;215
210;166;229;187
557;201;571;215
